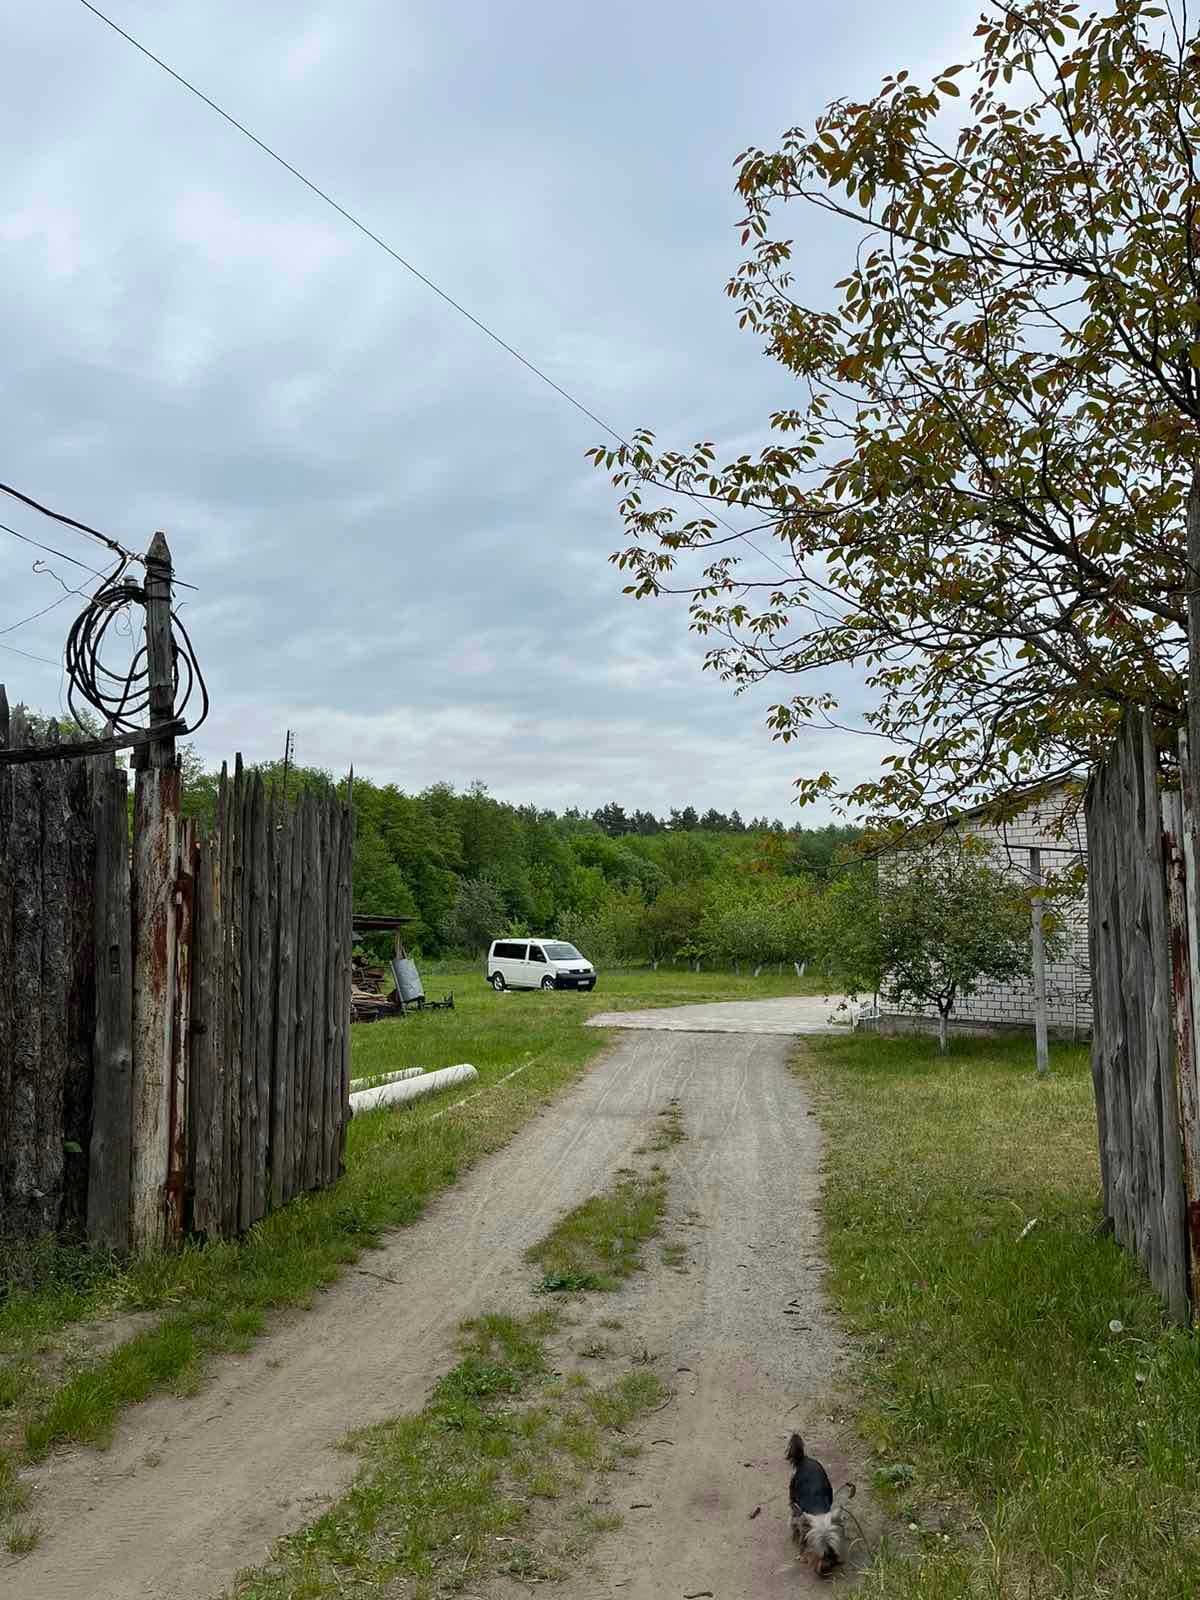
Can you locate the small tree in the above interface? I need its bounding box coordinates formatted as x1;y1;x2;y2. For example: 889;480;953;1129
820;865;886;998
879;842;1041;1053
441;876;508;957
557;886;647;966
639;883;706;967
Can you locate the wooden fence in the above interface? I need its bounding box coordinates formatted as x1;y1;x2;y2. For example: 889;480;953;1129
188;762;353;1242
0;696;352;1250
1087;707;1200;1323
0;701;101;1239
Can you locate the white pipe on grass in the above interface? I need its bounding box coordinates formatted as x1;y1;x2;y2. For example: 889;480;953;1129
349;1064;478;1114
348;1066;425;1093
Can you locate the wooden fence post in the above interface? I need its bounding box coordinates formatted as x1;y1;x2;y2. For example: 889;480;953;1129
1177;732;1200;1317
88;759;133;1250
1029;847;1050;1079
130;531;183;1252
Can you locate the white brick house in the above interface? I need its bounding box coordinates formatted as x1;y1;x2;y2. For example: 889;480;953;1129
877;781;1091;1041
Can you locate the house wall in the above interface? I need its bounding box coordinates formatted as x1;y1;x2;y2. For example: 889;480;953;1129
878;788;1091;1039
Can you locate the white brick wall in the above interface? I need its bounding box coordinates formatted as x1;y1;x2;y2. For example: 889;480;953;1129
879;786;1091;1037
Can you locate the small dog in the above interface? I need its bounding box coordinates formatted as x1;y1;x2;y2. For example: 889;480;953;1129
786;1433;855;1577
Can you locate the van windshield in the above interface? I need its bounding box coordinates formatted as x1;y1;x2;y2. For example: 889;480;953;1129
542;942;583;962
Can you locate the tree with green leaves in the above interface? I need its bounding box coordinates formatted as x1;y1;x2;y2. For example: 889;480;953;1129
594;0;1200;826
440;877;508;956
878;841;1043;1052
819;865;885;998
639;883;707;967
352;826;420;925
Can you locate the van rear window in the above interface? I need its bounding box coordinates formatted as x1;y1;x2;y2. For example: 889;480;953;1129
492;941;526;960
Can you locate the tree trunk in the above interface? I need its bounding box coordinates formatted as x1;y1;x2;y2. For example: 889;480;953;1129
937;1009;949;1055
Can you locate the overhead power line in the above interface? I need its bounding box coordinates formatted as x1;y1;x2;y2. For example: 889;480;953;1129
0;519;111;578
0;478;137;563
1;586;89;638
77;0;795;585
0;638;62;668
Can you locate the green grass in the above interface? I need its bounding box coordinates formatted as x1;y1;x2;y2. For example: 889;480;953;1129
227;1311;667;1599
798;1032;1200;1600
647;1098;686;1150
0;966;813;1500
526;1164;672;1293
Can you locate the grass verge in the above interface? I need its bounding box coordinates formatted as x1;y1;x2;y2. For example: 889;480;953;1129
798;1031;1200;1600
526;1159;673;1294
227;1310;666;1599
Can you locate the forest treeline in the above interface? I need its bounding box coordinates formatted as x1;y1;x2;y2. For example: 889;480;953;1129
179;752;862;964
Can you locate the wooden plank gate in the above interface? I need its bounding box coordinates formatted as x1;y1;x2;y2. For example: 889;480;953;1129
1087;706;1200;1323
0;696;352;1251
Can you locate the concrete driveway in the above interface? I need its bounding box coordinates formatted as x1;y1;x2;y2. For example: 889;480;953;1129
587;993;849;1035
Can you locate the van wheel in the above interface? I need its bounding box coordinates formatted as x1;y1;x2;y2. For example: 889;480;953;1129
541;976;557;991
490;973;506;991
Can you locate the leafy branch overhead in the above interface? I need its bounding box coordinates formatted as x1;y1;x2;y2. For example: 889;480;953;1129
593;0;1200;824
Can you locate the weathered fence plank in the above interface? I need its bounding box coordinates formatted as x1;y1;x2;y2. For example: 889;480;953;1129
0;691;12;1232
226;757;246;1233
39;738;70;1237
249;775;271;1225
189;821;223;1237
1088;709;1190;1323
284;807;304;1203
88;761;133;1251
218;762;237;1235
302;798;327;1191
7;716;46;1237
130;765;183;1252
62;752;96;1233
164;817;194;1243
322;805;342;1185
268;812;293;1209
1177;731;1200;1310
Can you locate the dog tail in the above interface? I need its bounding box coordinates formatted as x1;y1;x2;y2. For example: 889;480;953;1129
785;1432;806;1467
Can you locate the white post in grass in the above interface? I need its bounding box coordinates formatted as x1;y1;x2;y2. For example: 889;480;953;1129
1030;847;1050;1079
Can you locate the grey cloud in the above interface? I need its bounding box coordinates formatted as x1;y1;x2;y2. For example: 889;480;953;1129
1;0;980;819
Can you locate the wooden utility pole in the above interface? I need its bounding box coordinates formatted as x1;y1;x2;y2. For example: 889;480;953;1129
132;530;177;773
1029;846;1050;1079
130;531;189;1251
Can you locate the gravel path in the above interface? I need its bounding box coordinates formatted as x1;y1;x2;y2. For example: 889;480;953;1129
586;994;848;1034
11;1027;866;1600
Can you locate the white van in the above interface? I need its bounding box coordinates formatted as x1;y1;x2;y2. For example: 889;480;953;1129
487;939;597;992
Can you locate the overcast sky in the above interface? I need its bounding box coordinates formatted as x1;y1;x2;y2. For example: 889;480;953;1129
1;1;978;821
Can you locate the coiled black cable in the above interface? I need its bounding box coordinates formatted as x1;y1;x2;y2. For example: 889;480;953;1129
63;561;209;739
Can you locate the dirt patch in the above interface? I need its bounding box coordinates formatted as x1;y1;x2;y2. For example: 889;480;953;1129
11;1029;876;1599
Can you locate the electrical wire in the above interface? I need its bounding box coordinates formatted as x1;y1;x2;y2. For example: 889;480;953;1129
0;478;137;563
0;591;80;637
0;519;112;578
0;564;102;639
63;562;210;737
76;0;796;584
0;639;62;667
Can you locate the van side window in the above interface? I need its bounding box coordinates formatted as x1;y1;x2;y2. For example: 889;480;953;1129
528;945;546;963
493;941;524;960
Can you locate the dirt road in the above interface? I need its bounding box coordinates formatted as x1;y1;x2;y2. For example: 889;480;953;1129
12;1023;867;1600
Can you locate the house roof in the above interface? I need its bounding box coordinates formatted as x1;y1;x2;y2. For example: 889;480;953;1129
879;773;1088;853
